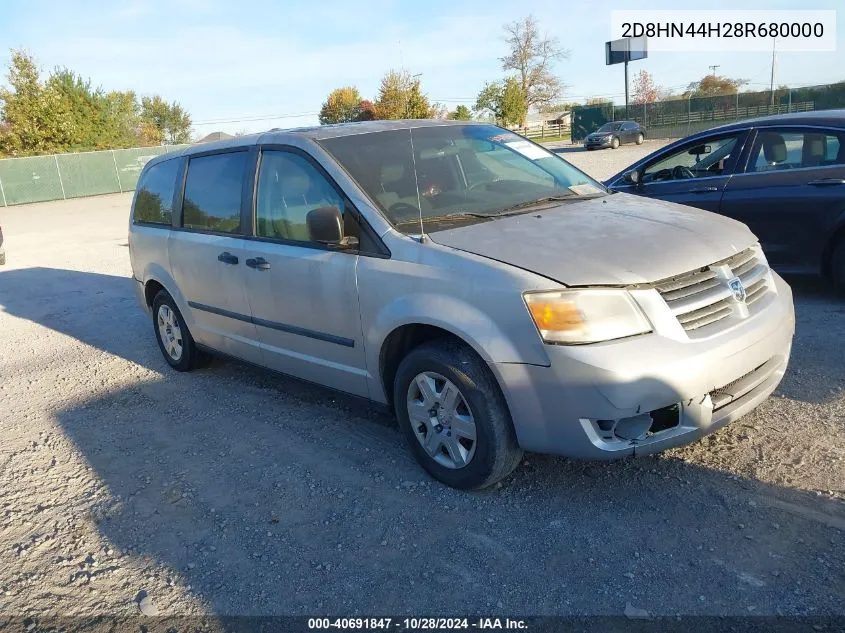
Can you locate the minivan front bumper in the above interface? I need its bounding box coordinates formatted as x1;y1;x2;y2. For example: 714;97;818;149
490;273;795;459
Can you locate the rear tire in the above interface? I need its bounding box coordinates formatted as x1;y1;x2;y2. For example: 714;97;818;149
611;136;620;149
831;240;845;295
152;289;201;371
393;339;523;489
636;133;644;145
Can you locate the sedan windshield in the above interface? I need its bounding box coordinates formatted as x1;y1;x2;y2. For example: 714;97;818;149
318;124;605;233
596;122;623;133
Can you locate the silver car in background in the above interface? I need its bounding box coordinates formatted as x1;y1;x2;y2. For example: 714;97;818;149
128;120;795;489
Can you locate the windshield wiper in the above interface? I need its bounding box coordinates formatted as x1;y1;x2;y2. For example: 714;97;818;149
392;194;602;229
495;194;580;215
393;212;498;228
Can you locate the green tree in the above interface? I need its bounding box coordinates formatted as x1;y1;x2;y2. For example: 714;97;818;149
319;86;365;124
0;50;74;156
447;105;472;120
373;70;431;120
473;78;527;127
47;68;108;150
100;90;143;148
684;74;748;98
500;16;568;115
141;95;192;144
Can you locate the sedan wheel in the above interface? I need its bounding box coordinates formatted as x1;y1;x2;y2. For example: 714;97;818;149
636;133;644;145
611;136;620;149
406;371;477;469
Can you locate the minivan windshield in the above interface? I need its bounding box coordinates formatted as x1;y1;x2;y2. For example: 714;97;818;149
318;124;605;233
596;122;624;133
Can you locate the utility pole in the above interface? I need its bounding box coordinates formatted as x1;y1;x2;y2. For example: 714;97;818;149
708;64;720;76
405;72;422;118
769;38;777;107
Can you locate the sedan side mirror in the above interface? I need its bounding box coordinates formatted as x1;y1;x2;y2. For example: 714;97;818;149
307;206;359;248
623;169;641;185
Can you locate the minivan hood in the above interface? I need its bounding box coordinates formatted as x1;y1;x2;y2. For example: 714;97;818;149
428;193;758;286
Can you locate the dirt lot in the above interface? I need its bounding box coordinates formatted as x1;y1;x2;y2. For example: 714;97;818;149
546;138;672;181
0;146;843;621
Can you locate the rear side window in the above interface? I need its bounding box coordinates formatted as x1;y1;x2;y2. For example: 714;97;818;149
134;159;179;225
749;130;845;172
182;152;248;233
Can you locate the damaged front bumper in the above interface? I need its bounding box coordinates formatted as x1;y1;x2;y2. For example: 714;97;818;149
489;273;795;459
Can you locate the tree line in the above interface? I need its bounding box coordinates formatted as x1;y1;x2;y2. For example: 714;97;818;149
319;15;568;128
0;50;192;157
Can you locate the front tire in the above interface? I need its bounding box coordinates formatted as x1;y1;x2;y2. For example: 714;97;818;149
611;136;620;149
636;133;644;145
393;339;523;489
152;289;201;371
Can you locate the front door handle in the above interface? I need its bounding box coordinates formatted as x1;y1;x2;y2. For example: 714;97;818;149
689;186;719;193
807;178;845;186
217;252;239;265
245;257;271;270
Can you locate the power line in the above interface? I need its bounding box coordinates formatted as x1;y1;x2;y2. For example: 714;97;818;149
193;111;319;125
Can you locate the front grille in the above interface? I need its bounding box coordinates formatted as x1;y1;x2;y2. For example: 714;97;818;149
654;247;771;336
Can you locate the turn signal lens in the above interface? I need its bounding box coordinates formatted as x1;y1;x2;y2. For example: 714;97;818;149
524;289;652;345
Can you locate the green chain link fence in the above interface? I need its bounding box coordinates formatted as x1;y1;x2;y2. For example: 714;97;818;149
571;82;845;143
0;145;190;206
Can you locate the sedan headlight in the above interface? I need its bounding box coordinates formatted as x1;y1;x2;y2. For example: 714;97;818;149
524;289;652;344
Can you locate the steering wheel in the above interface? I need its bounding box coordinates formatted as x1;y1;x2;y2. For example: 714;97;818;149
387;202;421;222
672;165;695;180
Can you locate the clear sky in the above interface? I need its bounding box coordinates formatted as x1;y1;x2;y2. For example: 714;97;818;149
1;0;842;136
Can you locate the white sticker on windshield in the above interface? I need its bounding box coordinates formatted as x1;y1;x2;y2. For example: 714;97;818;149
504;140;553;161
568;183;603;196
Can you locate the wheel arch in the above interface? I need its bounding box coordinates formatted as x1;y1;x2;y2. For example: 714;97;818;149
822;220;845;278
379;324;481;407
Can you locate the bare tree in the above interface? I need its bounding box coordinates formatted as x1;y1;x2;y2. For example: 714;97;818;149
500;15;569;113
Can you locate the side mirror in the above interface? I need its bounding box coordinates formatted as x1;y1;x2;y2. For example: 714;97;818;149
623;169;641;185
306;206;358;248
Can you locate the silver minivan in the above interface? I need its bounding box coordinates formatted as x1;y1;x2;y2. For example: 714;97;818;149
129;120;795;489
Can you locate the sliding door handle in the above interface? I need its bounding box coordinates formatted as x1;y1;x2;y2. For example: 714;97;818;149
217;252;239;265
246;257;271;270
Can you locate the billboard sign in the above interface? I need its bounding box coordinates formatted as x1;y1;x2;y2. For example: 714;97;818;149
605;37;648;65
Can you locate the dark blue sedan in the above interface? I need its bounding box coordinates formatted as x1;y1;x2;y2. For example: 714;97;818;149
605;110;845;292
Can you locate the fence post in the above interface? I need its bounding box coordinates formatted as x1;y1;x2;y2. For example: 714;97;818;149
736;93;739;120
788;89;792;113
687;94;692;136
54;154;66;200
112;150;123;193
0;172;6;207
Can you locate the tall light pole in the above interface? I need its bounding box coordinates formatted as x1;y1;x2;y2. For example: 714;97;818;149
770;37;777;107
405;72;422;118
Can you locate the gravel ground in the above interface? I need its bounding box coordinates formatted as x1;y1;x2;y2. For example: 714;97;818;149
546;138;672;181
0;147;843;621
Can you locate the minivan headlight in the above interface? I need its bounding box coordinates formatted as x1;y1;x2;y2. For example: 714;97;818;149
524;289;652;344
